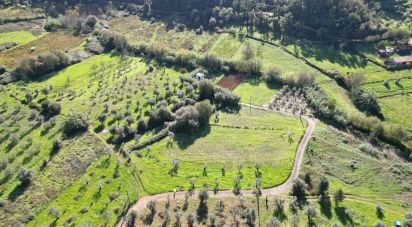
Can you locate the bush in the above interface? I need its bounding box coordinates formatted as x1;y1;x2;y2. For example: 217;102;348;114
213;87;240;108
147;107;174;129
41;101;61;117
235;59;262;75
171;105;200;132
63;112;89;136
198;80;215;101
17;168;34;185
358;143;380;157
44;18;61;31
263;67;282;84
99;30;129;53
195;100;213;124
14;51;69;80
196;54;222;72
351;87;383;119
175;50;197;68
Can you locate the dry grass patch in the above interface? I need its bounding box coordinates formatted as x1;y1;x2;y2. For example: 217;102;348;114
0;32;84;68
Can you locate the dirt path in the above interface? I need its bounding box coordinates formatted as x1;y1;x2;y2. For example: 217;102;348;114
117;104;317;226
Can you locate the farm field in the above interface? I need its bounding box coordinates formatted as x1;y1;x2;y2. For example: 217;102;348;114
0;91;110;224
0;0;411;226
132;107;306;194
29;153;140;226
133;192;407;226
0;31;84;68
302;123;412;205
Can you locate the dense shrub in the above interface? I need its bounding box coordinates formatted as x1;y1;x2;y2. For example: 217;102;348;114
44;18;61;31
41;101;61;117
171;105;200;132
63;112;89;136
175;50;197;68
99;30;129;53
198;80;215;101
350;87;383;119
146;43;168;59
263;67;282;84
347;112;408;144
195;100;213;124
14;51;69;80
147;107;174;129
196;54;222;72
235;59;262;75
213;87;240;108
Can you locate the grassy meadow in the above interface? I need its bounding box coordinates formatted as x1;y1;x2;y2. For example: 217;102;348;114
0;31;40;47
133;107;306;194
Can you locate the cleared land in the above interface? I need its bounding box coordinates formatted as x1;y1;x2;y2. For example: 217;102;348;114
216;74;244;90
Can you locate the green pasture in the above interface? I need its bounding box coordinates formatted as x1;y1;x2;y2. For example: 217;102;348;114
133;107;306;194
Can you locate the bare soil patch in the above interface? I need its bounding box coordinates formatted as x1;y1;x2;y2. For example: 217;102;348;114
217;73;245;90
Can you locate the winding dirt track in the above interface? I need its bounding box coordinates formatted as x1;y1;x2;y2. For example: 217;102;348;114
117;104;317;226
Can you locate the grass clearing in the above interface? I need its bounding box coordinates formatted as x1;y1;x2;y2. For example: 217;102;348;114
210;33;243;59
379;94;412;131
234;76;281;105
0;31;39;47
133;107;306;194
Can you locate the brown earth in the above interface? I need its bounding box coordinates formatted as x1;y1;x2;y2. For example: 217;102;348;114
216;74;245;91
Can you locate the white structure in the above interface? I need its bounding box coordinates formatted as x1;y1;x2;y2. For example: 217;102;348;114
195;72;205;80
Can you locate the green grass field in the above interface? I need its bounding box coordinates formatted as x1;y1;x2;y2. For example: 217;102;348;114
0;31;39;47
379;94;412;131
234;76;282;105
132;107;306;194
210;33;243;59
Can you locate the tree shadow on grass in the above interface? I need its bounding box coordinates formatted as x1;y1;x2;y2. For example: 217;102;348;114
8;183;29;202
174;124;211;150
334;206;353;226
319;195;333;219
94;124;105;133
